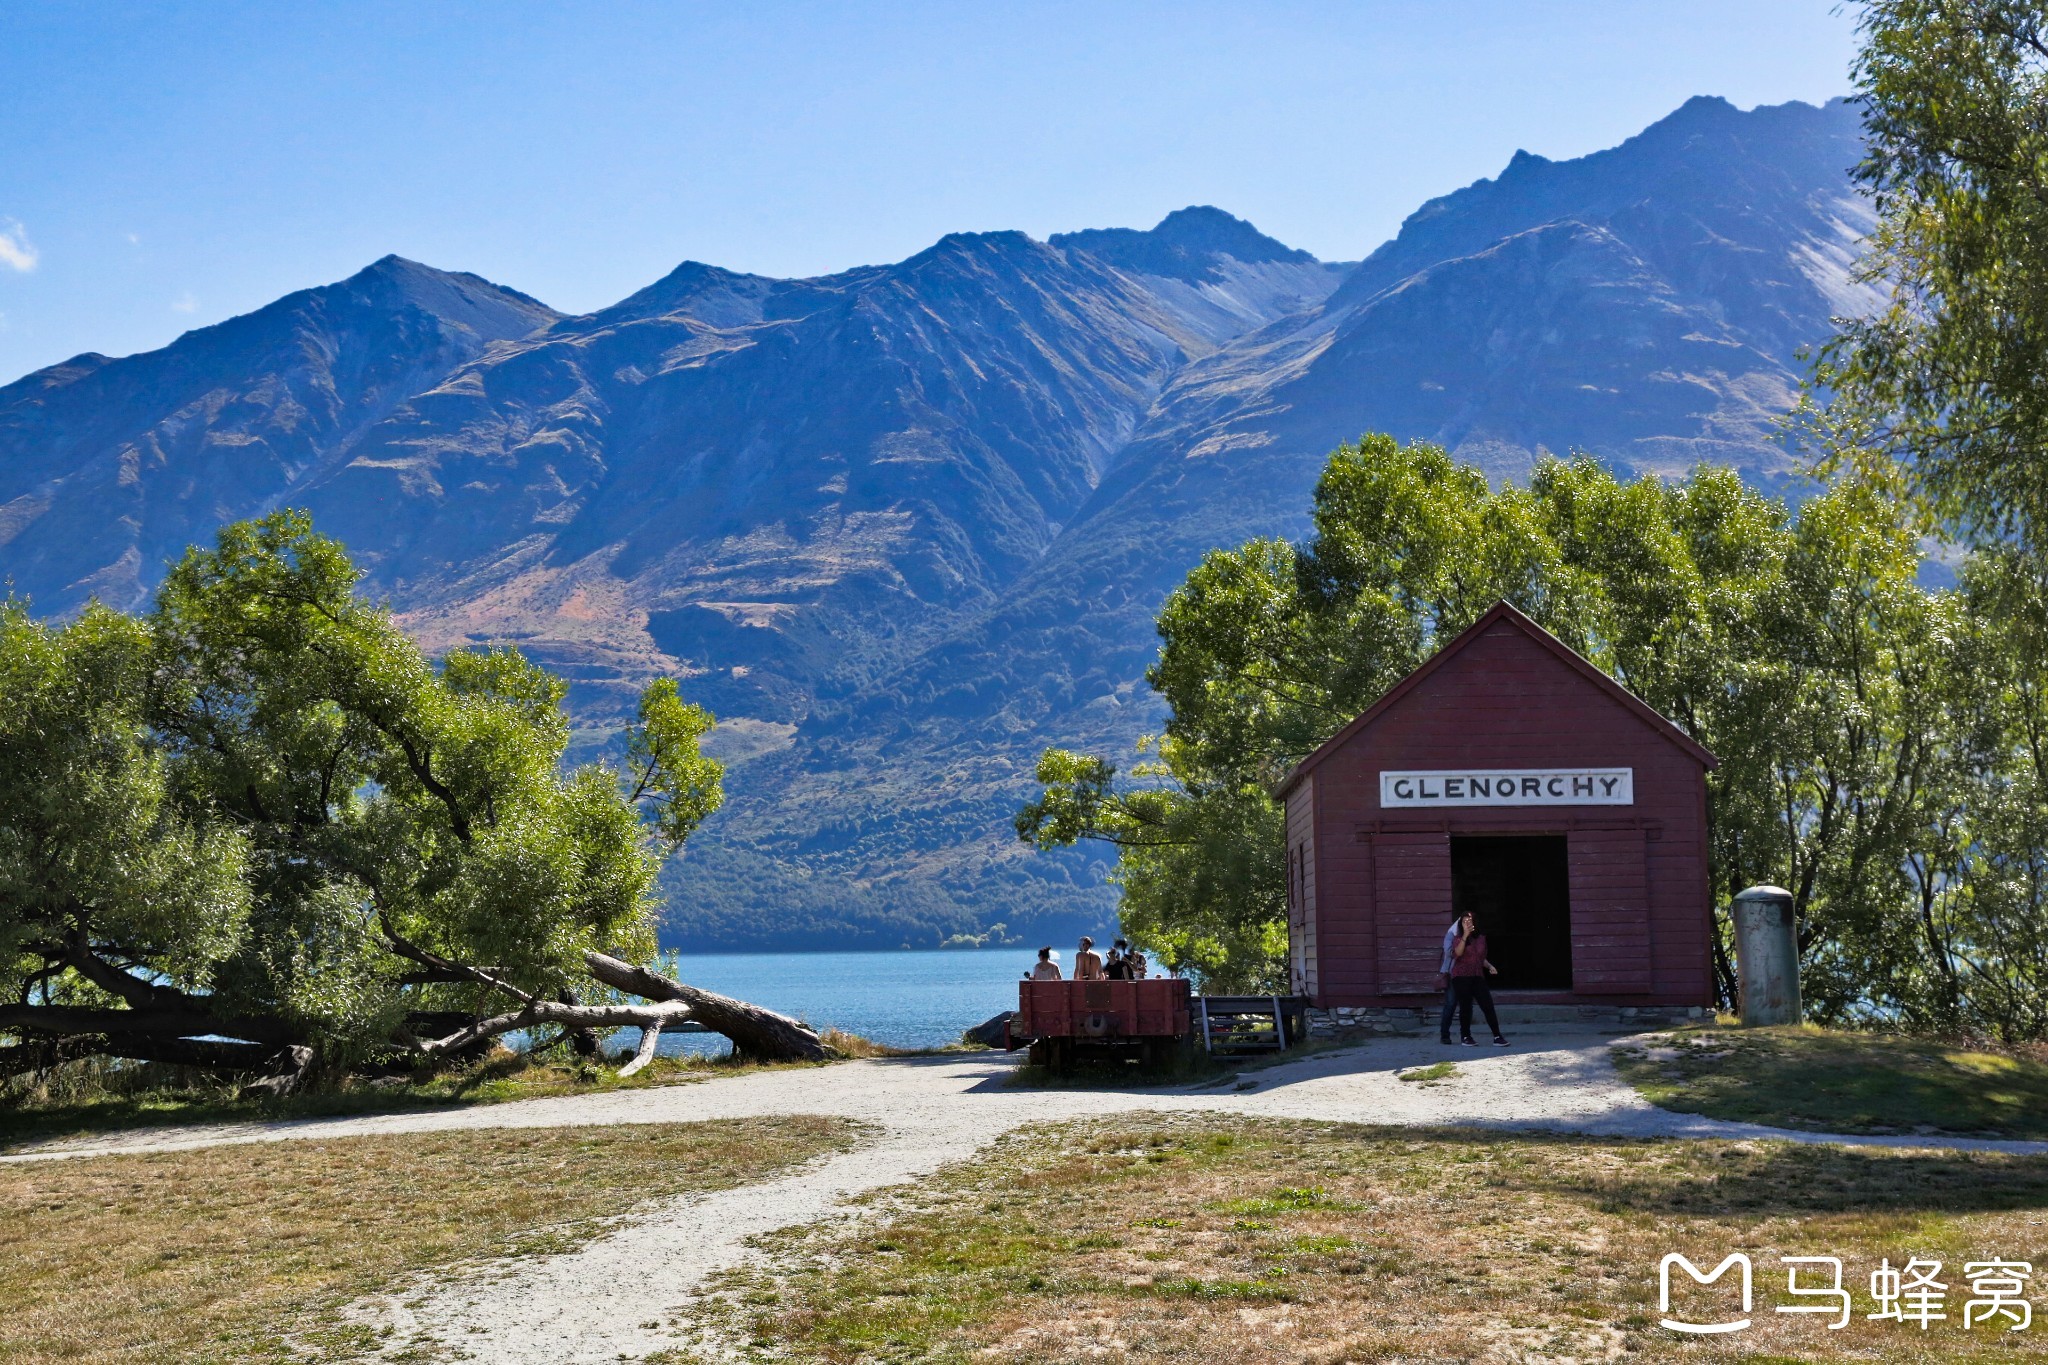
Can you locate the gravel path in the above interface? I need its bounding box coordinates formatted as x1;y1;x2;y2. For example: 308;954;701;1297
12;1031;2046;1363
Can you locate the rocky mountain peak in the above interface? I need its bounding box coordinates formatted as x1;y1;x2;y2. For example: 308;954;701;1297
1333;95;1864;310
325;254;559;338
1052;205;1315;281
584;259;782;329
0;257;562;612
905;229;1048;271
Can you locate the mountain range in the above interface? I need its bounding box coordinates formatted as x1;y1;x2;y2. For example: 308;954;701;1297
0;94;1875;950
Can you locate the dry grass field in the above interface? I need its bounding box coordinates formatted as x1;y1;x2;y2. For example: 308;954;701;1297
0;1115;863;1364
0;1047;841;1154
705;1114;2048;1363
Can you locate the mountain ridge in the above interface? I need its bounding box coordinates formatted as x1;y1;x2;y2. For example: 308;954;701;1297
0;95;1872;950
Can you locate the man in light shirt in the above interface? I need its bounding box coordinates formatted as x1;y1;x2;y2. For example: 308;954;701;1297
1437;918;1461;1044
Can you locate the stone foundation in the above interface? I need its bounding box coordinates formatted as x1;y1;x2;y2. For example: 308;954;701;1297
1306;1003;1709;1035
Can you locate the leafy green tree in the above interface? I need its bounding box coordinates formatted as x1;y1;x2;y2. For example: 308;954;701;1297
1774;0;2048;1039
1023;434;2048;1035
0;511;805;1087
1814;0;2048;554
1875;547;2048;1039
0;602;271;1074
1019;741;1286;990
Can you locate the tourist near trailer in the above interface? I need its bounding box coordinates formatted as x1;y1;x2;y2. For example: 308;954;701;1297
1005;975;1310;1069
1278;602;1718;1022
1005;935;1307;1069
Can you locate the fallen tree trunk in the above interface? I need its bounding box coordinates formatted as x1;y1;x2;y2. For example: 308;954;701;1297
0;1034;99;1080
2;938;319;1087
0;1027;314;1091
584;951;832;1061
0;1002;303;1049
410;998;695;1058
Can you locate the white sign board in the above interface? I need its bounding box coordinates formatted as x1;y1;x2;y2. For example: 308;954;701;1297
1380;768;1633;807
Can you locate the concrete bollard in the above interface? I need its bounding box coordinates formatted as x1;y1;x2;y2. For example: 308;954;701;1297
1731;885;1800;1026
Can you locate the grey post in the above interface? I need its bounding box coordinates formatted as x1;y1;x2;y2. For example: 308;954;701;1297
1731;885;1800;1026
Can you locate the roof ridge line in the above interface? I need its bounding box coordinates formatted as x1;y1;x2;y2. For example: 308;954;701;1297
1277;600;1718;798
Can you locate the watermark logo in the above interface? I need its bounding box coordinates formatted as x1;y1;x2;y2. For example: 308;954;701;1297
1659;1252;2034;1336
1659;1253;1752;1334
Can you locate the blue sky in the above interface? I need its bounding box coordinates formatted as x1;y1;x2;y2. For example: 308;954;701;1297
0;1;1860;384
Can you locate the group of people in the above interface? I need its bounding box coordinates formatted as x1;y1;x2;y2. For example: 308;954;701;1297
1024;935;1149;981
1020;918;1506;1048
1438;910;1509;1046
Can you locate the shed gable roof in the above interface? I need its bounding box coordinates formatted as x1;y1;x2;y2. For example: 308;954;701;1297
1278;601;1718;797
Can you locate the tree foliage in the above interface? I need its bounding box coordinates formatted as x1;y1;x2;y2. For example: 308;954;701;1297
1814;0;2048;553
1022;435;2048;1038
0;511;744;1084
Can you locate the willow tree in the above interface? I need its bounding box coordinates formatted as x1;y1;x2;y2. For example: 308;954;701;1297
1;512;826;1090
1815;0;2048;556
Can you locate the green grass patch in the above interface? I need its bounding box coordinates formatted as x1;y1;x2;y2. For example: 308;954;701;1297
1612;1024;2048;1139
704;1115;2048;1363
1213;1184;1363;1215
1397;1060;1459;1084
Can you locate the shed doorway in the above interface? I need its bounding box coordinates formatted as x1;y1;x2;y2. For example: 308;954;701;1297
1450;835;1573;990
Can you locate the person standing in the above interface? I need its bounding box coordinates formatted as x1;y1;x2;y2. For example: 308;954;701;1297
1450;912;1508;1046
1025;947;1062;981
1436;916;1461;1044
1104;939;1132;979
1073;936;1106;981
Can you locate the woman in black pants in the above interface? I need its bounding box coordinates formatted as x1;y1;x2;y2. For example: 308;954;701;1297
1448;911;1509;1046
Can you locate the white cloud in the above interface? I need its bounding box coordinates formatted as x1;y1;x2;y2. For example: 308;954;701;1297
0;220;38;273
125;232;140;246
170;291;198;314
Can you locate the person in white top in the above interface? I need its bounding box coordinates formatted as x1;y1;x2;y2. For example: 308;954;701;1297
1437;918;1461;1044
1025;947;1062;981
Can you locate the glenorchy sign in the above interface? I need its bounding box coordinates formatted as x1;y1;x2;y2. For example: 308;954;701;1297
1379;768;1634;807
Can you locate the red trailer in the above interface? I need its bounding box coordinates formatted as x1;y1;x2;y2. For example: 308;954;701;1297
1007;978;1194;1070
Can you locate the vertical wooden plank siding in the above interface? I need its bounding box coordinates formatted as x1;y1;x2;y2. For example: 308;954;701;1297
1285;781;1318;997
1566;827;1652;993
1287;606;1715;1009
1372;832;1453;995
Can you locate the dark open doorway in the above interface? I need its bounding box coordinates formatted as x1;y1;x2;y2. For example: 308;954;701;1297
1450;835;1573;990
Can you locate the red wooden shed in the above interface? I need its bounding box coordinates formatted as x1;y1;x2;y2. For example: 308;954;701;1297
1277;602;1717;1017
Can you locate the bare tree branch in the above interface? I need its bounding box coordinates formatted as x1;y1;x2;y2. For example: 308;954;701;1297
618;1021;665;1077
583;951;831;1061
410;999;694;1059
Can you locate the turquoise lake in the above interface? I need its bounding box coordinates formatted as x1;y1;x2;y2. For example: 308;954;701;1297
653;947;1039;1054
